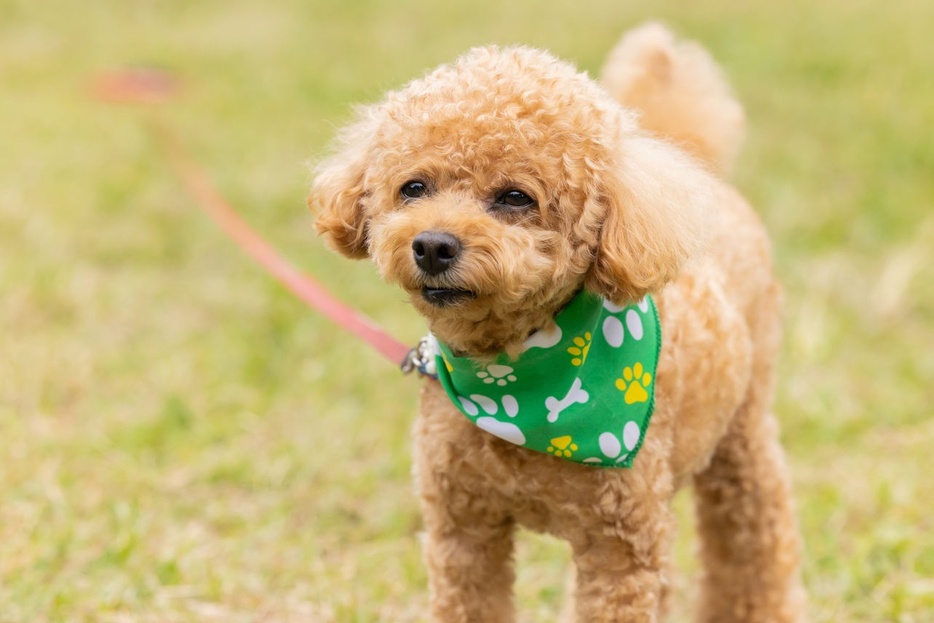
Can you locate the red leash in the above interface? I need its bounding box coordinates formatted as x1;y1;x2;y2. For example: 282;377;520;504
94;69;412;366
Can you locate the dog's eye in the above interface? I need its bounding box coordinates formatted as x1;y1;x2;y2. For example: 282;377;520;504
401;180;429;200
493;189;536;211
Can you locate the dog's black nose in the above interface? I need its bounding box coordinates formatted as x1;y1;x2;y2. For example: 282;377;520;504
412;231;462;276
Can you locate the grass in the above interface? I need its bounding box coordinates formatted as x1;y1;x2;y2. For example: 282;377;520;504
1;0;932;620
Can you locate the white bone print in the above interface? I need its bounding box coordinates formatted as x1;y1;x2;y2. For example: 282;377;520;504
544;378;590;423
522;324;563;351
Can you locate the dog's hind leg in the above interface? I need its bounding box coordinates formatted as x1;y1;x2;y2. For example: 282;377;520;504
692;399;807;623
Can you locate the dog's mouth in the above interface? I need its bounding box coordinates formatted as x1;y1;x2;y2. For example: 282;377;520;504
420;287;477;307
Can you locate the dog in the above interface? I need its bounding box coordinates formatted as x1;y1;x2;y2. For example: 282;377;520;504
310;23;806;623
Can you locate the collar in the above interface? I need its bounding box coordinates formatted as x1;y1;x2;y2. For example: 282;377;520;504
431;290;661;468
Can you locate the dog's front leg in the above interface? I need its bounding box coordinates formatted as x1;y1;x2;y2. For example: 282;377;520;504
570;523;670;623
414;386;518;622
420;481;516;623
566;464;674;623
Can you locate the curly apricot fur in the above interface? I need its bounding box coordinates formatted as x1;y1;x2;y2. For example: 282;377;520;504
312;22;806;623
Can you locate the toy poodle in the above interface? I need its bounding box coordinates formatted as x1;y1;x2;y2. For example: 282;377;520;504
310;22;807;623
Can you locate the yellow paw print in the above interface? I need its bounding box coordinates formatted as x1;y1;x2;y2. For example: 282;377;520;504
615;362;652;404
547;435;578;458
567;332;592;366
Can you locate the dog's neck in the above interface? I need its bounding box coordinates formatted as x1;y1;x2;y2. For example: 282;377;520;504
427;284;583;361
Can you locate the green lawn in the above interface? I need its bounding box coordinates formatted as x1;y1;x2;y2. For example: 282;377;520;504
2;0;932;621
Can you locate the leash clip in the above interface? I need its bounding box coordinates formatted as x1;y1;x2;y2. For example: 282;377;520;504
401;336;438;379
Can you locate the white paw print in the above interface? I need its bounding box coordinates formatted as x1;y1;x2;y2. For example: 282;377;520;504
583;421;642;465
457;394;519;418
475;417;526;446
601;297;647;348
476;364;517;386
457;395;524;445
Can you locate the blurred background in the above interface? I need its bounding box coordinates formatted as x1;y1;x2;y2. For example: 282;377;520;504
1;0;932;621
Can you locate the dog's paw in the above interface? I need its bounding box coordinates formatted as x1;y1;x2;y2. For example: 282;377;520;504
615;362;652;404
566;332;592;366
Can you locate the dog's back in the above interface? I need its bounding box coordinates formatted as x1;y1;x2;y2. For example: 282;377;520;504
601;25;807;621
600;23;746;178
601;23;776;335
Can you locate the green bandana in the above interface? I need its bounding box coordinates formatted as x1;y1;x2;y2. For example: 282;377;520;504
432;291;661;468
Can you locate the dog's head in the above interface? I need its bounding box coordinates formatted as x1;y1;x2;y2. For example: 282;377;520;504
311;46;716;357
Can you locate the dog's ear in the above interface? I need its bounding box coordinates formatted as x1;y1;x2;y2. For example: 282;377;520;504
309;111;379;259
585;135;717;304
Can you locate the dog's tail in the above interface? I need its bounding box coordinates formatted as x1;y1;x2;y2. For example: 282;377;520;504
600;23;746;177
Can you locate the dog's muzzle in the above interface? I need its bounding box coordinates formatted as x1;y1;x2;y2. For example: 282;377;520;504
412;230;476;306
